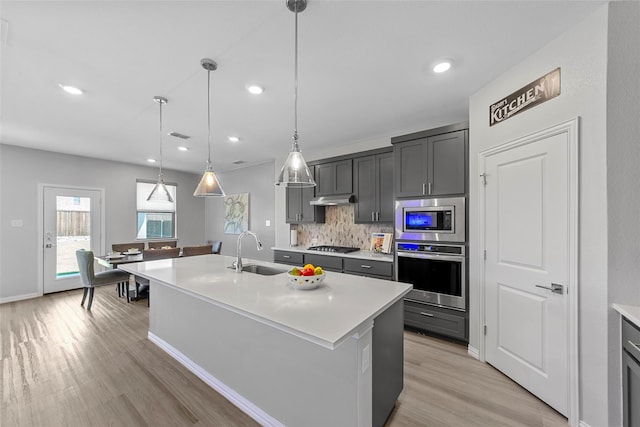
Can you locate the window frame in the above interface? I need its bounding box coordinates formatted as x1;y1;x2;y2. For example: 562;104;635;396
135;180;177;241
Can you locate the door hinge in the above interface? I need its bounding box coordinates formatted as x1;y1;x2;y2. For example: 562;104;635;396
480;173;487;186
484;325;487;335
484;249;487;260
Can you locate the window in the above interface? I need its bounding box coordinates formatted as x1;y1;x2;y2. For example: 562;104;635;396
136;181;177;240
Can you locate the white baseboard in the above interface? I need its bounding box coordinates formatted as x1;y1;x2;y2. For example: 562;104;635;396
0;292;40;304
148;331;284;427
467;345;480;360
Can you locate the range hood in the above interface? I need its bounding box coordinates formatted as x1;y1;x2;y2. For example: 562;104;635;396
309;194;355;206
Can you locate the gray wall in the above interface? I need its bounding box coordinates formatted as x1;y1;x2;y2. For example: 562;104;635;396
606;2;640;424
469;3;639;426
205;161;275;262
0;144;205;301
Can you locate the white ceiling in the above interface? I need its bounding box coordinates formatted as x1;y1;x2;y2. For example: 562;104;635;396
1;0;604;174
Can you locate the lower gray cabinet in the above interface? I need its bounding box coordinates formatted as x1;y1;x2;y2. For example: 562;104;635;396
404;299;466;341
623;318;640;427
343;258;393;279
273;250;303;266
304;254;342;272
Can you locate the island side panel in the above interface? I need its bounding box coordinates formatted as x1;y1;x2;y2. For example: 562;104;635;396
149;280;372;427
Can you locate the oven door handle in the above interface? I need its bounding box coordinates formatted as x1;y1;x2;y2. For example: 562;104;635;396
397;252;465;262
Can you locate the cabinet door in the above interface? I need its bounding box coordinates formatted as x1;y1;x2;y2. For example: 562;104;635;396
285;187;302;223
334;159;353;194
300;166;323;223
428;130;466;196
623;350;640;427
315;160;353;196
354;155;376;223
376;152;394;222
314;163;334;196
394;138;428;198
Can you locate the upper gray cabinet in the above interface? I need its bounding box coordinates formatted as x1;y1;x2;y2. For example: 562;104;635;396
354;150;393;223
315;159;352;196
393;124;468;198
286;166;325;224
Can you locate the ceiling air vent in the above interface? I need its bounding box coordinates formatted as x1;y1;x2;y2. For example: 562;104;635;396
232;160;246;165
168;131;190;139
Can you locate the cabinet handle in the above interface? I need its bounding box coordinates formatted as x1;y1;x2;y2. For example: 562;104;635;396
428;182;432;195
376;212;380;221
283;255;291;259
419;312;434;317
629;340;640;354
360;265;372;269
422;183;426;195
371;212;375;221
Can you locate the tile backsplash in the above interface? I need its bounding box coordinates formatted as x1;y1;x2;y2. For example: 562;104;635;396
292;205;393;250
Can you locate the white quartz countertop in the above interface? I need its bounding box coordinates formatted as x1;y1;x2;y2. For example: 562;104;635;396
614;303;640;328
272;246;394;263
120;255;411;349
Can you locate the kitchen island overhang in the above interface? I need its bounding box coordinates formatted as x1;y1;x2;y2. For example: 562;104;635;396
120;255;412;427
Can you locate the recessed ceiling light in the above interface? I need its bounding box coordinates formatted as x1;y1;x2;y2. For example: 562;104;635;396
433;61;452;73
228;136;240;143
147;158;156;163
177;146;188;151
246;84;264;95
59;84;83;95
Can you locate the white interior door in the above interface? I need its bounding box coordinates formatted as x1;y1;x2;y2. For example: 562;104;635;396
43;186;103;293
483;130;570;416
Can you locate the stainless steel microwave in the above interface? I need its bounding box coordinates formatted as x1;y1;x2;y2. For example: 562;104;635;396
394;197;466;242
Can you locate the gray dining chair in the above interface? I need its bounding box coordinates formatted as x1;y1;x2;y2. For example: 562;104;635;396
76;249;130;310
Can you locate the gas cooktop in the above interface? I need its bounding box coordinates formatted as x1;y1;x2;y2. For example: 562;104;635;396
307;245;360;254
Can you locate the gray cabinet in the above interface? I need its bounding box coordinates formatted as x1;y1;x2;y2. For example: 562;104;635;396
353;151;393;223
305;254;342;272
343;258;393;279
393;126;467;198
274;250;304;266
623;318;640;427
286;166;325;224
404;299;467;341
315;159;352;196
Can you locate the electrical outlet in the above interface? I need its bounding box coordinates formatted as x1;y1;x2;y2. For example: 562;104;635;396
362;344;370;373
10;219;23;227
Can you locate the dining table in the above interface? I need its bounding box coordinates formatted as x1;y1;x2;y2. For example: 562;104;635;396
95;253;146;300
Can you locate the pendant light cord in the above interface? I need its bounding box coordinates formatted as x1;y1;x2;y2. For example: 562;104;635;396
207;68;212;165
292;3;299;147
159;100;164;178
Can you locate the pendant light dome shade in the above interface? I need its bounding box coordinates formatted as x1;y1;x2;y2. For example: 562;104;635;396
275;0;315;187
194;58;225;197
147;96;174;202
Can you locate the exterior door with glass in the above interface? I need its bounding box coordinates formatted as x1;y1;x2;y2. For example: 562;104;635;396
43;186;103;294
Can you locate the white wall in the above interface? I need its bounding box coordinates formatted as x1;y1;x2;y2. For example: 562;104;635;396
0;144;205;301
204;161;276;262
469;3;640;426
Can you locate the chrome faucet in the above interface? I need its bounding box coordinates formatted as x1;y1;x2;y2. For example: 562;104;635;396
235;230;263;272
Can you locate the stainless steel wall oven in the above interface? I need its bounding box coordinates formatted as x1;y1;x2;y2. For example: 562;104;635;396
395;243;466;310
395;197;467;311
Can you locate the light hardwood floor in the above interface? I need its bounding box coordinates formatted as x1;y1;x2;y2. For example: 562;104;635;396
1;286;567;426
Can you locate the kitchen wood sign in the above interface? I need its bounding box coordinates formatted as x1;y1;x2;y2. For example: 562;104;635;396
489;67;560;126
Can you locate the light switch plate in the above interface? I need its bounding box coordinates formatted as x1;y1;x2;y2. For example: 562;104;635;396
10;219;23;227
265;220;271;227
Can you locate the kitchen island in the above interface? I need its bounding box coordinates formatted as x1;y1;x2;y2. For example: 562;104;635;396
119;254;412;427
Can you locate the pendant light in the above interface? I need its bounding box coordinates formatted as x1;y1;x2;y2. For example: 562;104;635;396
147;96;174;202
194;58;225;197
275;0;316;187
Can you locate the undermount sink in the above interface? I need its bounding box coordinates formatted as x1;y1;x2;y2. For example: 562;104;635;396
229;264;287;276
